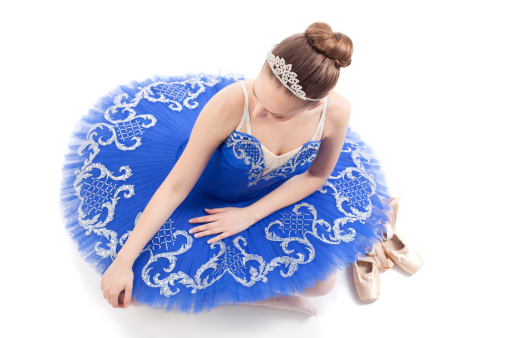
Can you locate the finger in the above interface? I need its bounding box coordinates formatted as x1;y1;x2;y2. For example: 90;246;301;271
189;221;219;234
208;233;227;244
112;291;119;308
188;214;219;224
123;284;133;308
193;227;223;238
204;207;231;214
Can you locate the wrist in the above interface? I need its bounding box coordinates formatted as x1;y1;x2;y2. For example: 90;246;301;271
115;249;136;268
245;203;264;223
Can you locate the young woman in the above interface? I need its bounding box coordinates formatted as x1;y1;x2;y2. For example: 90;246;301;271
60;22;396;316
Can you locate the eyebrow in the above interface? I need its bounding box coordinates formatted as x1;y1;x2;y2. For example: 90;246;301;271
252;83;284;117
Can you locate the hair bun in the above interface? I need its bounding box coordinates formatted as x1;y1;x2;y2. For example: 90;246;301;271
305;22;353;68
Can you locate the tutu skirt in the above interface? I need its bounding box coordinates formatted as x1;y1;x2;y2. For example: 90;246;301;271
59;73;395;313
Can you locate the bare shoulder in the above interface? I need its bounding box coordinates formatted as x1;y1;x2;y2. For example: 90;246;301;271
322;90;351;139
209;80;245;111
197;80;246;140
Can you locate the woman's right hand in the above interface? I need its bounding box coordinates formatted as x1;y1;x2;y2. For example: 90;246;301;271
101;259;134;308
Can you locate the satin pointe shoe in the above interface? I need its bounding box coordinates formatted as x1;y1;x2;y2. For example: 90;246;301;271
382;233;423;275
352;258;380;303
381;197;424;275
352;241;393;303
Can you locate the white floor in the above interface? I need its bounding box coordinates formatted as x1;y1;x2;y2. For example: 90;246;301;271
2;1;505;337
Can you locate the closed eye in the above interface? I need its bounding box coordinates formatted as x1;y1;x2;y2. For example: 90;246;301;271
253;83;288;120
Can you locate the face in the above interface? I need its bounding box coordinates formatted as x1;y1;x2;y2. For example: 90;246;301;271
251;68;309;121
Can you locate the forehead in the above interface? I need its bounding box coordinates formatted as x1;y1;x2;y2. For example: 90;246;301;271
253;72;301;115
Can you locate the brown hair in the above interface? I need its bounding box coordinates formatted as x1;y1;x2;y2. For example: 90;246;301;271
263;22;353;107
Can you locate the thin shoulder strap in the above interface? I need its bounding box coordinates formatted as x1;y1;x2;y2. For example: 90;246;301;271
234;81;252;135
311;96;328;141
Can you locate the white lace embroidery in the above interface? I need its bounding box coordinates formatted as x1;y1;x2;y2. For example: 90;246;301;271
135;202;356;296
225;131;321;186
317;139;377;229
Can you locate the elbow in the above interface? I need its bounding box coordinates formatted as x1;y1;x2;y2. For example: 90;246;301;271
161;175;192;201
304;170;329;188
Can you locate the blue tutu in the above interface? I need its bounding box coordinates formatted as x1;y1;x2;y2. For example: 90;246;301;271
59;73;395;314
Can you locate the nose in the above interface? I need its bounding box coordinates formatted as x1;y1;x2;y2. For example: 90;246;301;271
252;103;271;119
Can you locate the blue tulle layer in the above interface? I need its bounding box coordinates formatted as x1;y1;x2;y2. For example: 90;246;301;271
59;73;394;314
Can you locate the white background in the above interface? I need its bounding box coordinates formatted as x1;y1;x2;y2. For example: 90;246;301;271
1;0;505;337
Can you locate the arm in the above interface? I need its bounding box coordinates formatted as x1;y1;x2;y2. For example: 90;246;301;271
246;172;328;222
115;82;245;267
246;96;351;222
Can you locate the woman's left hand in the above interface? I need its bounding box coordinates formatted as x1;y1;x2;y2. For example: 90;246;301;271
188;207;257;244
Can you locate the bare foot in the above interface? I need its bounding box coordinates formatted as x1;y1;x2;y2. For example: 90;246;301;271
250;294;318;316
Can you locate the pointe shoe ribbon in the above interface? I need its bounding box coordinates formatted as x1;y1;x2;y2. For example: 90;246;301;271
385;196;400;234
360;241;394;270
357;197;400;270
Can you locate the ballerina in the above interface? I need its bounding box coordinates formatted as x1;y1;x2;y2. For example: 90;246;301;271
61;21;395;315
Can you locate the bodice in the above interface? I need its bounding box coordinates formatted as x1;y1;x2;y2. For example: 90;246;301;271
189;131;321;203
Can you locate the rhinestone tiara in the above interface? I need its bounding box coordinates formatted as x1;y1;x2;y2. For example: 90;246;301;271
266;48;325;102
